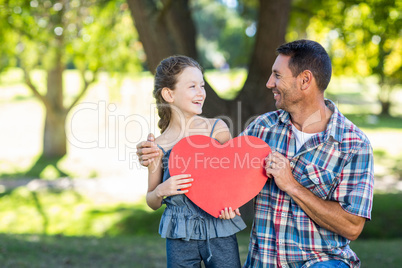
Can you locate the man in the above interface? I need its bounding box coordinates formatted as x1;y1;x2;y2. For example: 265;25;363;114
137;40;374;267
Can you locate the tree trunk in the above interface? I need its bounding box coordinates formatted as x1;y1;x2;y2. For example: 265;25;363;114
127;0;291;134
233;0;292;134
43;56;68;158
127;0;292;223
43;111;67;158
127;0;198;71
126;0;228;117
380;100;391;116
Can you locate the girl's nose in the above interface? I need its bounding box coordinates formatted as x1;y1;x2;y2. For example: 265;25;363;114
197;85;206;95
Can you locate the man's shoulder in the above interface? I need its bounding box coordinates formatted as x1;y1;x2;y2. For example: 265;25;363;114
251;110;283;127
338;113;372;150
326;99;371;147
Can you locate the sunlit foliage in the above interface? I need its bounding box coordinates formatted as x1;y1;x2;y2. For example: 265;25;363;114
291;0;402;115
0;0;143;74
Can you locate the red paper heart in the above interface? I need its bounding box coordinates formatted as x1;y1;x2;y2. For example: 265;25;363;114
169;135;271;218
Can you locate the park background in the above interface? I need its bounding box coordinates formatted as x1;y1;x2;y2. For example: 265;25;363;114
0;0;401;267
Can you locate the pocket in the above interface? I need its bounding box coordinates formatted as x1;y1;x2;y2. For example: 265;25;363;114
299;164;336;199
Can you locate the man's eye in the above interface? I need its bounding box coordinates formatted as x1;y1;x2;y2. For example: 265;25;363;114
275;74;280;78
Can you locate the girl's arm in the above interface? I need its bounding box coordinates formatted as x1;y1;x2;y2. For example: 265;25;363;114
212;119;232;144
146;154;193;210
146;156;164;210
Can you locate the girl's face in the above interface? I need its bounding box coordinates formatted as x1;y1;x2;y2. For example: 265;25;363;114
170;67;206;117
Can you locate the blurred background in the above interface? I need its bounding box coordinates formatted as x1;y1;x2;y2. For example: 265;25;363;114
0;0;401;267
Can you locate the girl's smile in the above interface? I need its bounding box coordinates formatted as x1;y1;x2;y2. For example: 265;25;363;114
170;67;206;117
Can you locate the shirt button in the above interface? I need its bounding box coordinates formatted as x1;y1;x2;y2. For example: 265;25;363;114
281;212;286;216
290;162;295;167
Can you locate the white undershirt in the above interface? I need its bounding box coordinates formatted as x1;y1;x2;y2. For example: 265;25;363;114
291;124;318;151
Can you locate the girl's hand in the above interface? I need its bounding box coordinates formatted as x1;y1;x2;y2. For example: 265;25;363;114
155;174;193;198
219;207;241;220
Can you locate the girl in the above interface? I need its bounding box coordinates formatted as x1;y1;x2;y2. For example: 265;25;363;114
147;55;246;267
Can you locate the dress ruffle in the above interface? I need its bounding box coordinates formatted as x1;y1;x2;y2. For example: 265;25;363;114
159;200;246;240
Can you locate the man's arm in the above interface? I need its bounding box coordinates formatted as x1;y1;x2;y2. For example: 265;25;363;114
285;180;365;240
136;133;161;166
265;151;366;240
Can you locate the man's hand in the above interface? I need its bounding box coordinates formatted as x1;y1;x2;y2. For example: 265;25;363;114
265;151;366;240
136;133;161;167
264;151;297;193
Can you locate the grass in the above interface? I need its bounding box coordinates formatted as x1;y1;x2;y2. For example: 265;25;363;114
361;193;402;239
0;188;164;236
0;233;166;268
0;233;401;267
0;155;70;179
1;187;401;239
1;189;402;266
344;113;402;131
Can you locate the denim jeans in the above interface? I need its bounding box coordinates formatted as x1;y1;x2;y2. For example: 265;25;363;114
309;260;350;268
166;234;241;268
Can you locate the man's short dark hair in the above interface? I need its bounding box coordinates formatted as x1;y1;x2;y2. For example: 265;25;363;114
276;40;332;91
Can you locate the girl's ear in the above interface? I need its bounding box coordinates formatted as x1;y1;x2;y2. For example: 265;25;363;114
161;87;174;103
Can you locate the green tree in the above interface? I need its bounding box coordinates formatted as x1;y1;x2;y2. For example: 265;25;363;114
191;0;256;69
0;0;141;158
304;0;402;116
127;0;292;135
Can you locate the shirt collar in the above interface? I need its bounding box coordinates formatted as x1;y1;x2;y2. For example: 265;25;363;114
277;99;344;143
324;99;344;143
278;109;291;124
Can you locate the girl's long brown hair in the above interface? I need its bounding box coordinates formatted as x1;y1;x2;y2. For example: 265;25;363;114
153;55;203;133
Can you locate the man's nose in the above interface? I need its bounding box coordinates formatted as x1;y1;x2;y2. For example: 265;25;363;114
266;74;275;89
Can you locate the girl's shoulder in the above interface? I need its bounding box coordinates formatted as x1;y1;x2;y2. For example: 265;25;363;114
194;116;225;131
154;132;175;152
154;117;231;150
204;117;231;144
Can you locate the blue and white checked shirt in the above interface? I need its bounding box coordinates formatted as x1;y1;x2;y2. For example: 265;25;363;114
241;99;374;268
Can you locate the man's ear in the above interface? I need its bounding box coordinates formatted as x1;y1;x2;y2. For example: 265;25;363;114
161;87;174;103
300;70;313;90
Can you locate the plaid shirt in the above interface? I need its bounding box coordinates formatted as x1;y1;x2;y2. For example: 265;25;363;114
241;99;374;268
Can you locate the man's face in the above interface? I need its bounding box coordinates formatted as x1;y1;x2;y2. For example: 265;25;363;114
266;54;302;111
